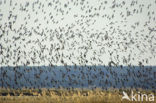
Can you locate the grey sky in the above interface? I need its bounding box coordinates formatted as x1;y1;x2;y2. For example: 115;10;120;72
0;0;156;66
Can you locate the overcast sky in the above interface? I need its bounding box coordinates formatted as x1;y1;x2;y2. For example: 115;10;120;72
0;0;156;66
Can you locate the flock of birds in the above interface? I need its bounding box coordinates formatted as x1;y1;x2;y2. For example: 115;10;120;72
0;0;156;89
0;65;156;89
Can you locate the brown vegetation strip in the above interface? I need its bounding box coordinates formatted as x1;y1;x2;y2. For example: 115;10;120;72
0;88;155;103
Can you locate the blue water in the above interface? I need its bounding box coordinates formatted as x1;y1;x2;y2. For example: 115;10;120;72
0;66;156;89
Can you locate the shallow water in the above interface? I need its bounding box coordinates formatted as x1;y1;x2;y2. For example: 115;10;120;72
0;66;155;89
